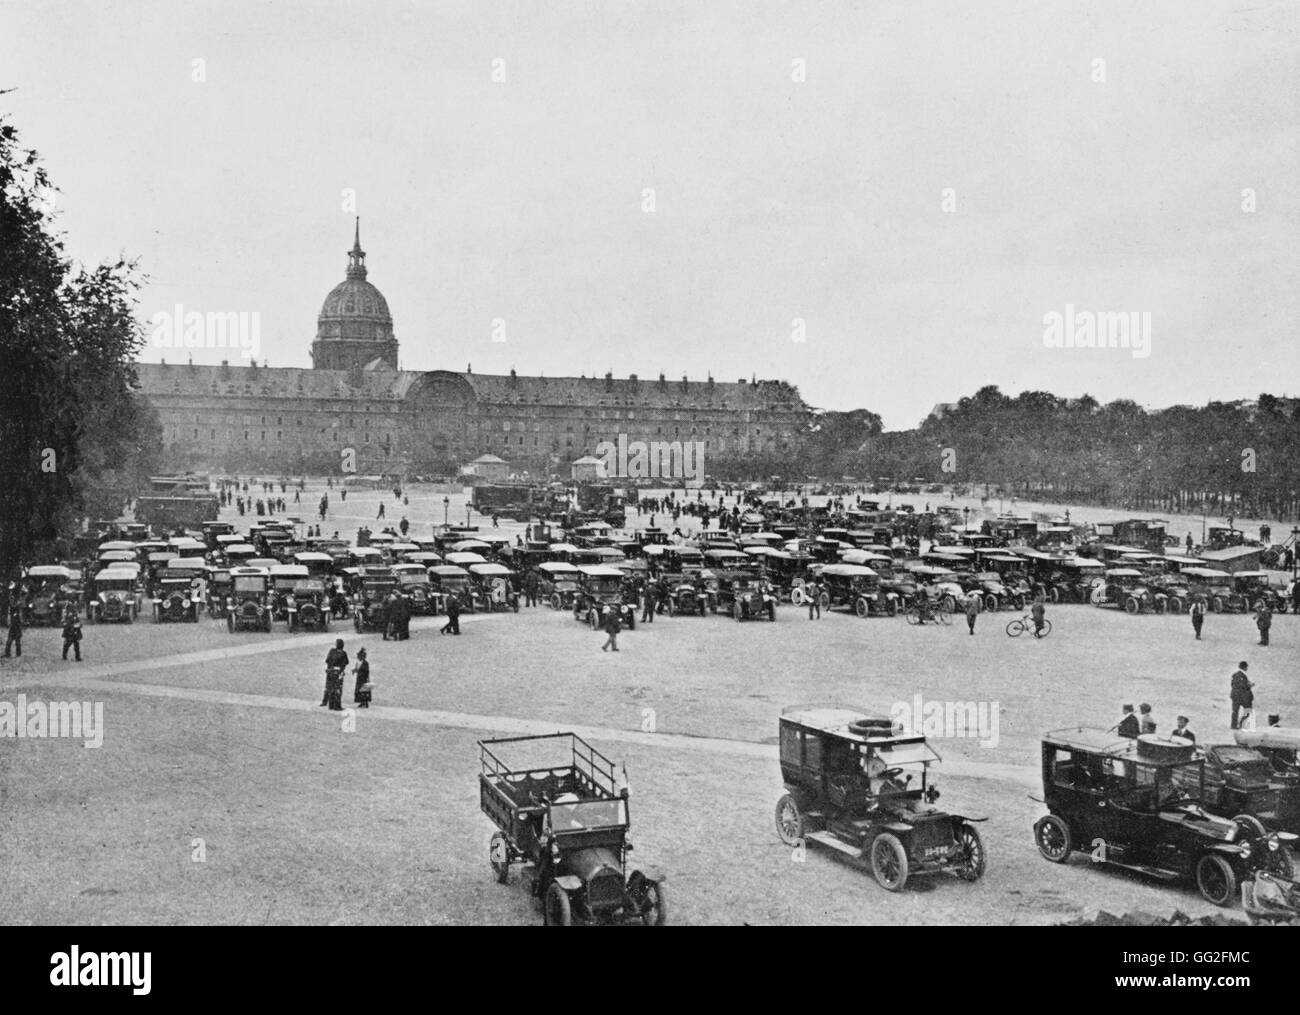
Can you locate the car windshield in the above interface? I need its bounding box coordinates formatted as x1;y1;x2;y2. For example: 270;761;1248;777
589;577;622;594
549;798;628;832
396;573;426;585
232;576;264;594
291;580;321;594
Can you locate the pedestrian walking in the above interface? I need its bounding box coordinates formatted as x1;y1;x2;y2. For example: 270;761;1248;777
1230;661;1254;730
353;647;371;708
1190;595;1206;639
61;607;82;661
601;607;621;652
441;594;461;635
399;516;409;537
964;591;980;635
1031;594;1046;637
525;571;539;608
4;603;23;658
377;502;385;520
1256;605;1272;646
806;580;821;620
640;580;654;624
323;639;348;710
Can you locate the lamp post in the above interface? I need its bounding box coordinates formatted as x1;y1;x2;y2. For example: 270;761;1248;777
443;496;449;527
466;505;472;528
962;506;969;531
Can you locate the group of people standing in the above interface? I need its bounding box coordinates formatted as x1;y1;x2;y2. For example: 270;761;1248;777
321;639;370;711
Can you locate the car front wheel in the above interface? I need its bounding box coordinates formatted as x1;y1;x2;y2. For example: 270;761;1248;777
870;833;908;892
1034;814;1072;862
543;882;572;926
774;793;804;846
1195;853;1237;907
639;880;667;927
955;822;986;881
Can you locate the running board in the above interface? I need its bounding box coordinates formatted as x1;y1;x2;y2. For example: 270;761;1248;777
1105;860;1180;881
806;830;864;859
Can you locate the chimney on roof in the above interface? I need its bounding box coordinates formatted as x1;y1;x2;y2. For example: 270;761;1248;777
658;372;666;389
160;358;166;366
629;373;637;384
510;368;518;387
604;370;613;391
707;373;714;390
467;363;472;374
680;374;688;393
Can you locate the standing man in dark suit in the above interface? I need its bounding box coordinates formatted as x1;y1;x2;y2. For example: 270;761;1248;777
1230;662;1253;730
1190;595;1206;640
61;606;82;662
1256;605;1272;647
323;639;349;710
4;601;22;658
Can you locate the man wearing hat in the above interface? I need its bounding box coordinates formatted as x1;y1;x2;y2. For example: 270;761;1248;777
1116;704;1139;739
323;638;349;711
353;648;371;709
1190;594;1206;640
1230;661;1253;730
1172;716;1195;743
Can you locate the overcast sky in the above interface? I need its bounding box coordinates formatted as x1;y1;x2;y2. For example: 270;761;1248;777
3;0;1296;429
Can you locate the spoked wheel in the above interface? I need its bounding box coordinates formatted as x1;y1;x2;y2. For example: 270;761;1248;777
790;586;805;606
905;606;921;626
1167;596;1183;615
639;880;667;926
488;832;510;884
1195;853;1237;907
543;882;572;926
1034;619;1052;638
870;833;909;892
1125;597;1140;615
1034;814;1072;862
774;793;804;846
854;597;869;618
1006;618;1025;637
955;823;986;881
936;603;952;625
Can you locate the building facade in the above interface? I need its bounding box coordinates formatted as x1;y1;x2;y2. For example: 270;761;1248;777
139;225;809;477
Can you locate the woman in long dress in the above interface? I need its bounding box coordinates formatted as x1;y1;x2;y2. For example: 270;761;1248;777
354;647;371;708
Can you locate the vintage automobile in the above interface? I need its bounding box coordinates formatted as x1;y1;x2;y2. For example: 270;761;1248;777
956;570;1018;612
291;551;336;580
478;732;665;926
284;576;331;632
534;561;582;610
200;521;236;550
85;567;140;623
908;564;966;612
352;567;399;632
714;572;778;621
818;563;899;617
1180;567;1237;613
572;565;636;630
1032;728;1297;906
1090;568;1164;613
223;543;258;567
1232;571;1278;613
1198;742;1300;836
428;564;474;613
226;567;273;633
642;544;705;577
1236;727;1300;780
775;705;987;892
468;563;521;613
267;564;311;621
150;561;206;622
391;562;438;614
659;572;711;616
24;565;76;625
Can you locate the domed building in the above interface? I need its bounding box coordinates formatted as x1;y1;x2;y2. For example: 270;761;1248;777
138;222;810;476
310;219;398;371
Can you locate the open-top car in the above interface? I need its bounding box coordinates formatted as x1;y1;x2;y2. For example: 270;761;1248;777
1033;728;1297;906
572;564;636;630
428;564;472;613
775;705;987;892
1236;727;1300;780
1199;741;1300;836
1091;568;1164;613
86;567;140;623
226;567;272;632
1181;568;1237;613
535;561;581;610
478;732;665;926
715;571;778;621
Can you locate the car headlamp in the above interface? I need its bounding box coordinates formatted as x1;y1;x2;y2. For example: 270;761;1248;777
1268;838;1280;851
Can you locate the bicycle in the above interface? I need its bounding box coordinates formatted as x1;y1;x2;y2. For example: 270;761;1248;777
906;600;952;626
1006;614;1052;638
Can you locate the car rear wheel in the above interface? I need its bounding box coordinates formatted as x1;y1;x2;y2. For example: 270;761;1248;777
639;880;667;926
955;823;986;881
1211;596;1224;613
1195;854;1237;907
550;593;561;611
543;882;572;926
854;597;869;618
588;609;600;629
774;794;804;845
870;833;908;892
1034;814;1072;862
1167;596;1183;615
488;831;509;884
1048;587;1060;604
1124;596;1140;614
983;594;998;613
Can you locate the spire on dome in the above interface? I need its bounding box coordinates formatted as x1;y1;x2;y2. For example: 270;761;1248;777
346;216;367;280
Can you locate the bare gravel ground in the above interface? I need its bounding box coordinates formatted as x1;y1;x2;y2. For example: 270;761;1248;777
0;482;1294;925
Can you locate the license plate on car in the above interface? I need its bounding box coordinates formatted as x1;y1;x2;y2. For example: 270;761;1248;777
923;846;949;858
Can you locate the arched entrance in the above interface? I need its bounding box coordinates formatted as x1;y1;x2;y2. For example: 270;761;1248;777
405;371;477;473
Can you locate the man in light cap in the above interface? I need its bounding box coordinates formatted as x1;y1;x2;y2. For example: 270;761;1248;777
1172;716;1195;743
